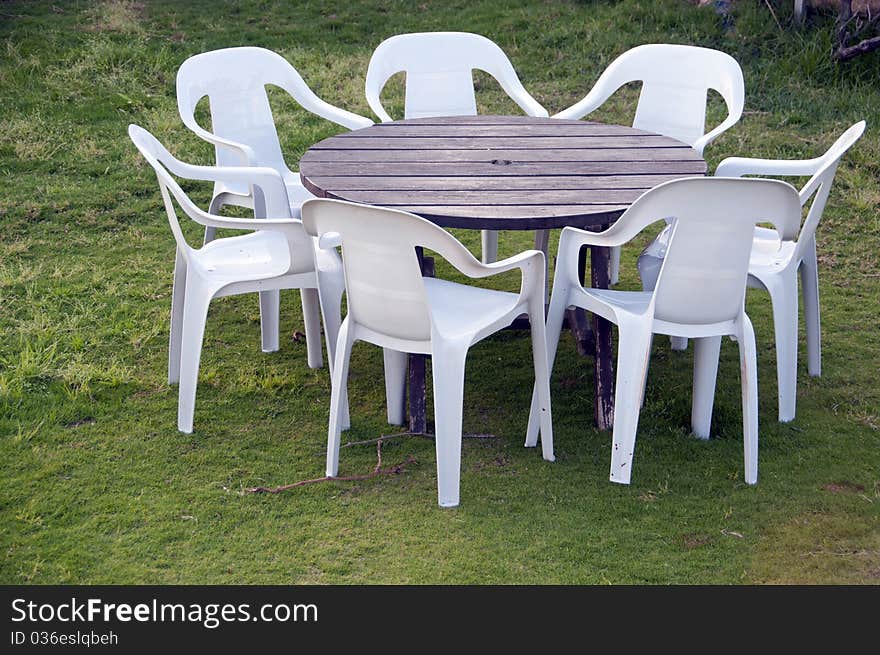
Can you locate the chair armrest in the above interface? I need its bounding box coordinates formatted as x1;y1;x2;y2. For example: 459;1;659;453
294;91;374;130
715;156;823;178
500;81;549;118
192;213;301;232
552;74;618;120
270;61;374;131
515;94;550;118
474;249;546;299
161;158;291;219
444;248;544;309
462;249;544;278
439;247;546;304
557;223;638;253
693;111;741;155
306;97;374;130
365;84;394;123
692;83;744;154
553;92;607;120
183;122;256;166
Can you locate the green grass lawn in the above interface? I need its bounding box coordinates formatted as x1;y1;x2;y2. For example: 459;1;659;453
1;0;878;584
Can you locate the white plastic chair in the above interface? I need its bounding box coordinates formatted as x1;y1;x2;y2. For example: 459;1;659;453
555;43;745;284
302;198;554;508
527;178;802;485
365;31;549;265
129;125;347;434
176;46;373;240
638;122;865;422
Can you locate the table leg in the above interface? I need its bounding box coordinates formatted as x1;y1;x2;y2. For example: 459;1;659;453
408;354;427;434
408;248;433;434
590;243;615;430
565;308;595;356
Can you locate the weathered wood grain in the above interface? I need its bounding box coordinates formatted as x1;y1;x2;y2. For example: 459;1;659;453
300;116;706;432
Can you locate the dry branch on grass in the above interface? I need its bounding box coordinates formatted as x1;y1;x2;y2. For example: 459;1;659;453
245;431;496;495
246;439;415;494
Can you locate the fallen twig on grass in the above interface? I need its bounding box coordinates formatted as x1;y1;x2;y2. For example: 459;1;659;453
244;430;497;494
341;430;497;448
246;440;415;494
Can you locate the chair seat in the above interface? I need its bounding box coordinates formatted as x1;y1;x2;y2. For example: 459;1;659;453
424;277;520;337
749;226;797;272
583;288;653;316
194;231;291;281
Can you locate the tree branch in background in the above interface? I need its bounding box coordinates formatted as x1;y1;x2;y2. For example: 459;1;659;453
834;0;880;60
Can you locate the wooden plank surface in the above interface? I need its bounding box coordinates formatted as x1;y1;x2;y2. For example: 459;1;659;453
314;135;680;149
300;160;706;178
330;189;660;205
300;115;705;230
305;174;693;191
302;147;697;163
383;205;627;229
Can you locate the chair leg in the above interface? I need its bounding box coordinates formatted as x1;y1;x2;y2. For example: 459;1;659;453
636;249;660;292
326;318;354;478
431;339;469;508
526;286;568;444
608;320;652;485
383;348;407;426
767;274;798;423
641;334;655;408
177;277;215;434
609;245;621;285
259;289;281;353
316;269;349;430
205;195;224;245
301;287;323;368
800;240;821;377
737;315;759;485
670;336;689;351
481;229;499;264
168;248;187;385
526;299;554;461
691;335;722;439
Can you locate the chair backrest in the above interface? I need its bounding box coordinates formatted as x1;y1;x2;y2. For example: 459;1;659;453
127;124;310;269
177;46;320;173
623;178;801;325
129;125;204;258
576;44;744;150
302;199;477;342
365;32;547;122
715;121;865;264
792;121;865;262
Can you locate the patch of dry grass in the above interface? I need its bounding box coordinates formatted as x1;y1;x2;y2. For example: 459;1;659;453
84;0;145;34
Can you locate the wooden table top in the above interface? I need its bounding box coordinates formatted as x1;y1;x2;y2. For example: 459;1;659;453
299;115;707;231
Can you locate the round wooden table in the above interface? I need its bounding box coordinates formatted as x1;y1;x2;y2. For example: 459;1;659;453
300;115;706;432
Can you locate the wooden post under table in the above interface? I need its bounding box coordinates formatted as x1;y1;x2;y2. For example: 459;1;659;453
408;247;433;434
299;115;706;434
589;240;615;430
